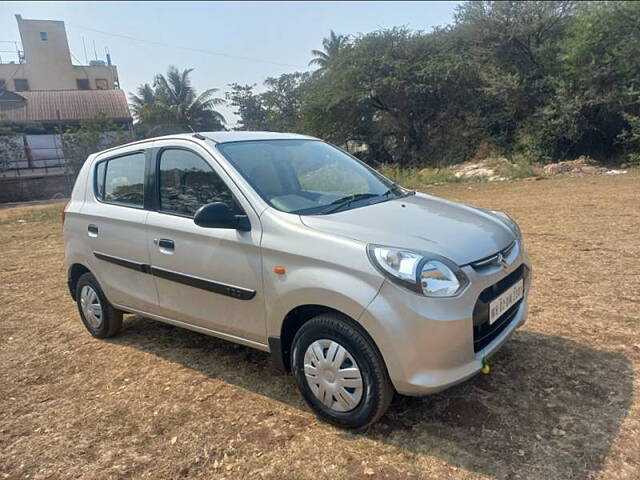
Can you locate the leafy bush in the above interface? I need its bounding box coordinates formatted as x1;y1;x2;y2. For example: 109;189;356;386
379;166;461;188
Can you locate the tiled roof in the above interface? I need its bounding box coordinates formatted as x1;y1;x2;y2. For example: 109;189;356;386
0;89;132;123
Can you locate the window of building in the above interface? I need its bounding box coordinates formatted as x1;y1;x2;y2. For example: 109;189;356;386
0;79;5;90
76;78;90;90
14;79;29;91
40;32;48;41
159;149;239;217
99;153;145;207
95;79;109;90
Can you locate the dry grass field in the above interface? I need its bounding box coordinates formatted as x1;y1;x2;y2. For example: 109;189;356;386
1;173;639;479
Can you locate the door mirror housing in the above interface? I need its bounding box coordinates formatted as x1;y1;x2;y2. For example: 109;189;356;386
193;202;251;231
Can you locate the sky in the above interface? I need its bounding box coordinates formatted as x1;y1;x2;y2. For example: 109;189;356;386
0;1;459;126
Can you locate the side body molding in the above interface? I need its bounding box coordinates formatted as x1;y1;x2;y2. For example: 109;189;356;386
93;251;256;300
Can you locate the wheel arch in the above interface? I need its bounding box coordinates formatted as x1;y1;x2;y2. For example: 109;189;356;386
67;263;91;300
271;304;386;374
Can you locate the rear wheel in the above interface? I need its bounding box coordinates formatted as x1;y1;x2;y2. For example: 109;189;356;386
75;272;122;338
291;313;394;430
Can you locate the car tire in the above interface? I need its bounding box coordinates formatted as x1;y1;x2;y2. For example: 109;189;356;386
291;313;394;430
75;272;123;338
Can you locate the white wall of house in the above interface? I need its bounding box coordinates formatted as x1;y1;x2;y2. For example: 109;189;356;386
0;15;119;92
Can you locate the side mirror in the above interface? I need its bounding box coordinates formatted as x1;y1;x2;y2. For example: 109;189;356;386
193;202;251;231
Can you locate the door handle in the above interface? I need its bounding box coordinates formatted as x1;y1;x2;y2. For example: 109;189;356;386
87;224;98;237
157;238;175;254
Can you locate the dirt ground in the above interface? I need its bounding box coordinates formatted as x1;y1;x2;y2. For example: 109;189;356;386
1;173;639;479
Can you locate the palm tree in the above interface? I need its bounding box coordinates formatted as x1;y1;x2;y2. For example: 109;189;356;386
309;30;348;71
128;83;156;122
129;66;226;136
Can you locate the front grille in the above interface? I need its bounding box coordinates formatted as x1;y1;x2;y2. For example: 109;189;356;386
472;264;528;353
470;240;517;269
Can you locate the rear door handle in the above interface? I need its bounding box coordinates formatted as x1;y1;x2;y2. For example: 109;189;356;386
157;238;175;254
87;224;98;237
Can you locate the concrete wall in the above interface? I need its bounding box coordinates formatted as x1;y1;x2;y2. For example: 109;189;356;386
0;172;71;203
0;15;119;91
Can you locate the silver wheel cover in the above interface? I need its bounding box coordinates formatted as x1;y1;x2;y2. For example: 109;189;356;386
80;285;103;329
303;339;364;412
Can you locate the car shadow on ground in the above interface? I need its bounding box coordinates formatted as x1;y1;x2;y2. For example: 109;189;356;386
112;317;633;479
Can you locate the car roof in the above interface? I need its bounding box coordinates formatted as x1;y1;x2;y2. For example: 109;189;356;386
139;131;317;144
95;131;318;157
198;131;317;143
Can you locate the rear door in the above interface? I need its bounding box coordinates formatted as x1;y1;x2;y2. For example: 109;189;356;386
145;140;265;346
82;146;158;312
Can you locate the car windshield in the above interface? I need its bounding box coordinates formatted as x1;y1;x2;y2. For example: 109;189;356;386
216;139;407;215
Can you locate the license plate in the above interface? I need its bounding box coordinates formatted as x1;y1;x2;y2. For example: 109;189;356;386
489;279;524;324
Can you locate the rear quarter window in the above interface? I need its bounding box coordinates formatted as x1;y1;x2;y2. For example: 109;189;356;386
95;161;106;199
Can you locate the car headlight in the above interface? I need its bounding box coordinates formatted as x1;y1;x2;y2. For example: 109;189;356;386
367;245;469;297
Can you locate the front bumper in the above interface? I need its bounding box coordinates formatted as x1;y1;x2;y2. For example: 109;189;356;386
358;244;532;396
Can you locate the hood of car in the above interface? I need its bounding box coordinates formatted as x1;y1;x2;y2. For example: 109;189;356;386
300;193;515;265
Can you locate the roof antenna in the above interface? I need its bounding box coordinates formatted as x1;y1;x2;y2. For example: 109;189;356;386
187;124;206;140
82;37;88;64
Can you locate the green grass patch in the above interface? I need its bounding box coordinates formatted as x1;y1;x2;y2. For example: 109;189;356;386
0;203;64;225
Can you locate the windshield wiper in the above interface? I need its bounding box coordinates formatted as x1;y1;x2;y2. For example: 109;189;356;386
320;193;381;214
380;188;397;199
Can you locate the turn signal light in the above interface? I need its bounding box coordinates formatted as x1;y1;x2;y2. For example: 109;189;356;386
273;266;286;275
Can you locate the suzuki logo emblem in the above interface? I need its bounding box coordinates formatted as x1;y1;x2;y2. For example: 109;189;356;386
496;253;509;269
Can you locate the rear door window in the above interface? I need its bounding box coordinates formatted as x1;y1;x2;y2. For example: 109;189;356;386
98;152;145;207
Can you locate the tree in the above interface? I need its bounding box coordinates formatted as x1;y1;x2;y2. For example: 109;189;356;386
620;113;640;163
301;28;485;166
454;1;577;154
526;1;640;161
128;83;157;122
226;73;310;132
226;84;267;131
0;134;24;172
261;72;310;132
309;30;349;72
62;112;132;179
129;66;226;137
454;1;576;75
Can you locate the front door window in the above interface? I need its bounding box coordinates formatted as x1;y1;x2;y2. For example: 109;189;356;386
158;148;240;216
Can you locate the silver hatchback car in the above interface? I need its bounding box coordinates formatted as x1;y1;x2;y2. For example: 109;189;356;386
63;131;531;429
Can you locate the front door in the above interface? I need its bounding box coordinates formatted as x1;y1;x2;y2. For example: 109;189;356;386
145;141;266;345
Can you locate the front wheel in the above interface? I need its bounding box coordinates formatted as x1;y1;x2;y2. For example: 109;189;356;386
291;313;394;430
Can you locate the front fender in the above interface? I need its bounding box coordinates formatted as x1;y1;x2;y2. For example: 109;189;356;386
259;208;385;339
265;278;383;339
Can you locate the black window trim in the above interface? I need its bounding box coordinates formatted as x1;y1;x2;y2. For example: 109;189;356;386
153;145;246;220
93;149;148;210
